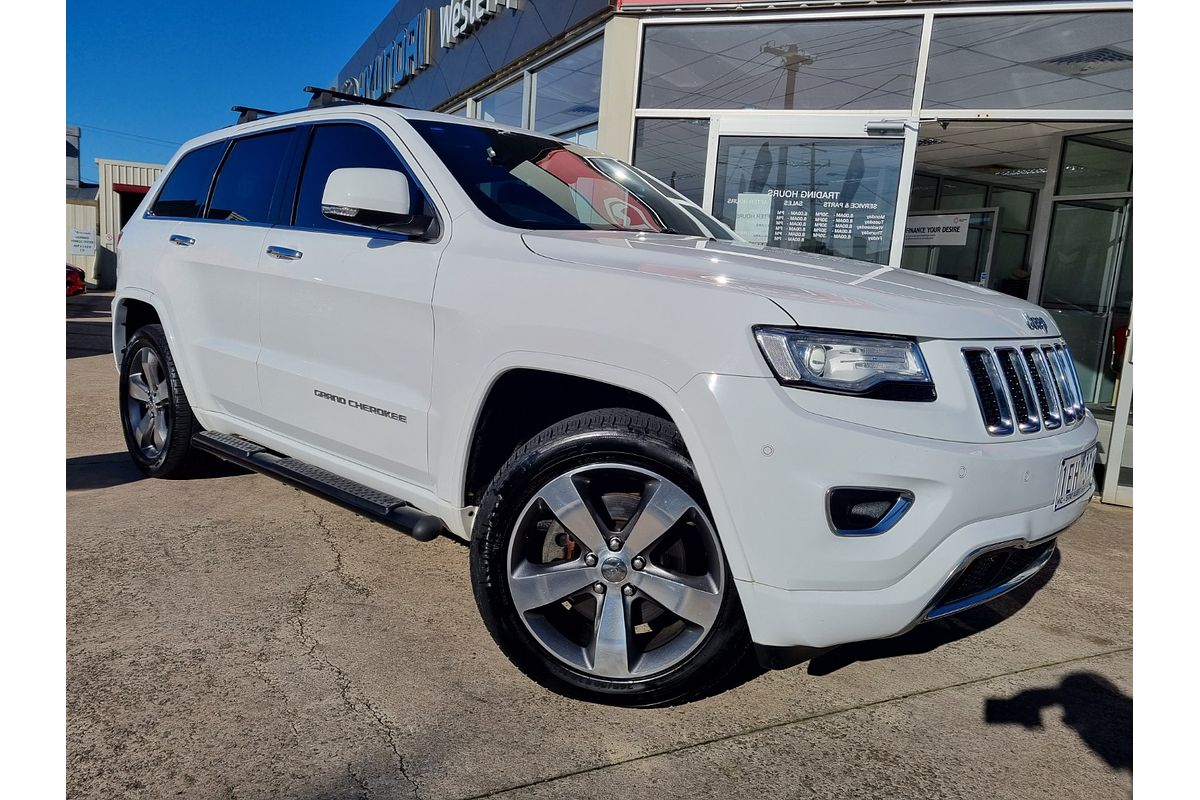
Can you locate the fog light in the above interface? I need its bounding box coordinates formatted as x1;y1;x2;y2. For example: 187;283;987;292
826;488;914;536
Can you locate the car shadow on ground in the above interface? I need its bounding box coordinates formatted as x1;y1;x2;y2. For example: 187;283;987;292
984;671;1132;772
805;549;1061;676
67;452;250;492
67;453;144;492
708;550;1062;701
67;293;115;358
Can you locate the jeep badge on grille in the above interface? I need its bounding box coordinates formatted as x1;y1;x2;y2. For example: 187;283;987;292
1024;314;1048;332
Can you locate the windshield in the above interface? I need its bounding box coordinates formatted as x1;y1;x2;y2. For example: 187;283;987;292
408;119;738;239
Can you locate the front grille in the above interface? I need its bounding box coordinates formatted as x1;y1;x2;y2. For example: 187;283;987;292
963;341;1085;437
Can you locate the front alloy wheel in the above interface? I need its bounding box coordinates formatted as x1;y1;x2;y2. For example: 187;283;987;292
508;464;725;680
471;409;749;706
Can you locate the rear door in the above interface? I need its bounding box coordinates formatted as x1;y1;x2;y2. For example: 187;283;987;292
256;120;445;488
149;128;296;419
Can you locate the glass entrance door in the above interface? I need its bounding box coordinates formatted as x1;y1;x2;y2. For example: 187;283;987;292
707;115;916;265
1035;127;1133;505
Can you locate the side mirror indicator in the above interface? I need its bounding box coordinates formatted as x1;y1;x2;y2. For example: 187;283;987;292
320;167;433;237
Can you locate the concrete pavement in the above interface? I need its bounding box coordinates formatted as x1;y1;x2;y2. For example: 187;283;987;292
67;294;1132;799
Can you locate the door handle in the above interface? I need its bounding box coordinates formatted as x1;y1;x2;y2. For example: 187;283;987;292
266;245;303;261
169;234;195;247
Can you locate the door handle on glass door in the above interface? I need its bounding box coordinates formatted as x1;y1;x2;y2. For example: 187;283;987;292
169;234;195;247
266;245;303;261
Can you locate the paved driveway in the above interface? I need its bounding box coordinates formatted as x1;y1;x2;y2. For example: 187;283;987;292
67;295;1132;799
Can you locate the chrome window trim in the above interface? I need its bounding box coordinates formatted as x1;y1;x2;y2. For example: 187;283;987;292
146;117;448;245
282;119;445;244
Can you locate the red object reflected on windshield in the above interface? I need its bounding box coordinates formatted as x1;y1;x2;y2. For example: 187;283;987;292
534;150;666;232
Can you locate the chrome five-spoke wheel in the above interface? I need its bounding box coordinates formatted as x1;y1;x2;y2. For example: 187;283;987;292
125;347;171;460
506;463;726;680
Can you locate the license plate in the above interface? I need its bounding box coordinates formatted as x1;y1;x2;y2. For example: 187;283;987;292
1055;444;1098;510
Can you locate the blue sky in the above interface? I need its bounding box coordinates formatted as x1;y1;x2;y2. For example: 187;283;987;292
67;0;397;183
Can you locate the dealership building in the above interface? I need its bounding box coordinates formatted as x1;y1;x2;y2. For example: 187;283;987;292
338;0;1132;502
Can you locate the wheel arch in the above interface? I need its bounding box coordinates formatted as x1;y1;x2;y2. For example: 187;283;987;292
448;356;752;580
111;290;208;429
112;290;165;367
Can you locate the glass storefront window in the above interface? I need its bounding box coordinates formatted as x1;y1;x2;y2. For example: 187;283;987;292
558;124;599;149
938;179;987;210
713;136;904;263
992;231;1031;296
640;18;923;110
901;210;994;284
924;12;1132;110
908;174;939;213
534;39;603;134
1039;198;1131;403
991;187;1034;229
478;80;525;127
632;118;710;206
1058;130;1133;195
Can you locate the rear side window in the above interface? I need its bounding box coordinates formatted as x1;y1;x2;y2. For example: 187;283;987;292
206;129;295;223
293;123;431;233
149;142;225;218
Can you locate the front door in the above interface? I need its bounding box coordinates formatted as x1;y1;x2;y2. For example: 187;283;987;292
256;121;446;488
705;114;917;266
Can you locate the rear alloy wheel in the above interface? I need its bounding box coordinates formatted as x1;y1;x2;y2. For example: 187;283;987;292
471;409;749;706
126;347;171;461
119;324;201;478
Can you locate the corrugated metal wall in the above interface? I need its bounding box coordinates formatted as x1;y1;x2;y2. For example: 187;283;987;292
66;201;99;276
96;159;164;289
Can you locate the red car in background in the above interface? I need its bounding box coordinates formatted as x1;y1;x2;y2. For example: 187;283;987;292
67;264;86;297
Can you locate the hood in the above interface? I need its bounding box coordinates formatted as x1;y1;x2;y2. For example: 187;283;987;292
521;231;1058;340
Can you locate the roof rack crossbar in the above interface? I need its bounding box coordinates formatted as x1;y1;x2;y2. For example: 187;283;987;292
303;85;412;110
231;105;279;125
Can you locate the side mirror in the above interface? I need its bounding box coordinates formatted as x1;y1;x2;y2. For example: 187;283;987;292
321;167;434;237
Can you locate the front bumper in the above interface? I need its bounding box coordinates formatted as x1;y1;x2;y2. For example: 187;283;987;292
677;373;1098;649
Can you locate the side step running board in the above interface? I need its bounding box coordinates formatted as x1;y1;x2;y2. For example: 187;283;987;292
192;430;444;542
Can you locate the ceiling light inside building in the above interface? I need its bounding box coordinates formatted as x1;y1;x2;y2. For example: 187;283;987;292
1029;47;1132;77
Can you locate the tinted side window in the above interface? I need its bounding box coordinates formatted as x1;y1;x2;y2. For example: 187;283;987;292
293;124;429;233
206;129;294;223
150;142;225;218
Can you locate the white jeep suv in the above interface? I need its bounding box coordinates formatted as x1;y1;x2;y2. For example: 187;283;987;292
113;100;1098;706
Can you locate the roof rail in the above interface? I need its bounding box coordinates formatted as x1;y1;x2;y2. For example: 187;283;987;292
303;85;413;110
231;105;279;125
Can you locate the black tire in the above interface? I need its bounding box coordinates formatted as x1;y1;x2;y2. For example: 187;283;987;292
470;408;750;706
118;324;202;478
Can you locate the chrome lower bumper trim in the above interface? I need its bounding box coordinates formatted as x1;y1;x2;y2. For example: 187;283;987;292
923;536;1057;622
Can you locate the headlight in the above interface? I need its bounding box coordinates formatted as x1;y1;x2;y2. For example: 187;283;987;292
753;326;936;401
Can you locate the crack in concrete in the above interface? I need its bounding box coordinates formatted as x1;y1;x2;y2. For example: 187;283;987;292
454;646;1133;800
248;655;302;741
287;512;423;800
348;762;372;799
300;499;372;599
